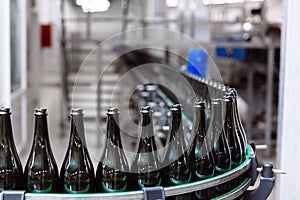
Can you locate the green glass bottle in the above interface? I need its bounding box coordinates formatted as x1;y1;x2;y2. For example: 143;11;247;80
0;108;24;191
60;108;95;193
24;108;59;193
96;107;129;192
190;102;215;200
162;104;191;185
226;89;247;159
210;100;231;172
223;96;242;167
162;104;191;199
210;99;231;195
129;106;162;190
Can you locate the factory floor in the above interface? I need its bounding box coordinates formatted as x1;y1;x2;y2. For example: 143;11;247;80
19;60;277;199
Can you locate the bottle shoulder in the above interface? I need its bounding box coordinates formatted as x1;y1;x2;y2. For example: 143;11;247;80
61;145;94;173
25;150;58;172
131;150;161;173
0;143;22;166
163;139;189;160
101;146;129;169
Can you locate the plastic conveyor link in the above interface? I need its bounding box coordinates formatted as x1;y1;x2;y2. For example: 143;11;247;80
142;186;165;200
244;163;276;200
18;179;252;200
1;190;25;200
3;147;254;200
247;140;259;186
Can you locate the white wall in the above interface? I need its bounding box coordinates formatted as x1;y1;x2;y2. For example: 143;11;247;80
265;0;282;23
0;0;11;107
277;0;300;199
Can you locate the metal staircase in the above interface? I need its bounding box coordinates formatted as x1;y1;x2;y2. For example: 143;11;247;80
63;35;122;148
59;0;180;149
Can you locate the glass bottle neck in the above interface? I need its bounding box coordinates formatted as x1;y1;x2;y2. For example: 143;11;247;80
138;111;158;153
169;111;185;143
139;113;154;138
106;114;122;148
33;115;50;143
0;114;13;140
211;103;223;129
230;92;242;124
70;115;87;146
225;100;235;124
199;108;206;135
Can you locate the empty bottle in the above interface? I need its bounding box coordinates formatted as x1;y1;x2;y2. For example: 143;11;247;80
190;102;215;199
226;89;247;159
210;99;231;172
96;107;129;192
24;108;59;193
129;106;161;190
209;99;232;194
162;104;191;185
60;108;95;193
0;108;24;191
223;96;243;167
161;104;191;200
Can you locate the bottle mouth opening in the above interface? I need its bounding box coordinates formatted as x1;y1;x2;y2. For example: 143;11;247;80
211;98;223;105
226;88;237;97
107;107;119;115
0;107;11;115
34;108;48;115
70;108;83;116
170;104;182;112
193;102;205;108
223;96;234;102
145;84;156;91
140;106;153;113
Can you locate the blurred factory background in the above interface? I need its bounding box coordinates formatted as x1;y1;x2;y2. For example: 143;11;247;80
0;0;299;199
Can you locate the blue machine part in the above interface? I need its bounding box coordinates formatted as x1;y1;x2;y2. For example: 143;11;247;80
232;47;246;61
187;49;208;77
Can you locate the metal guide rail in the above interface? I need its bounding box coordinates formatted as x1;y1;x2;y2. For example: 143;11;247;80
1;146;261;200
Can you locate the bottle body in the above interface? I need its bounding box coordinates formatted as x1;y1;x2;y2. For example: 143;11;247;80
210;100;231;173
24;108;59;193
0;108;24;191
162;104;191;199
162;104;191;186
226;89;247;159
60;109;95;193
190;103;215;200
96;107;129;192
223;97;243;167
129;106;162;190
210;100;232;195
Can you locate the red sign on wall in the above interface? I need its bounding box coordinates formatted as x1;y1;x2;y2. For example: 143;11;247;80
40;24;52;48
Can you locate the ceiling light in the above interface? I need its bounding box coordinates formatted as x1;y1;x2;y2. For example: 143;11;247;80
81;0;110;13
214;0;226;4
165;0;179;7
227;0;243;3
243;22;252;31
203;0;264;5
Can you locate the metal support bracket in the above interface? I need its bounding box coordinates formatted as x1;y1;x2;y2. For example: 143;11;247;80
248;141;259;186
142;186;165;200
244;163;275;200
2;190;25;200
248;153;259;186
